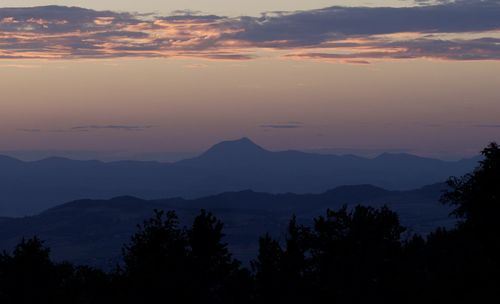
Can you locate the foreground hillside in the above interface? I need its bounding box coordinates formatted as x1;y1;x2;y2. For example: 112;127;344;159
0;138;478;216
0;184;452;268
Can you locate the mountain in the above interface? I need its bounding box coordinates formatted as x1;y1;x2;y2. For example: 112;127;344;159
0;184;454;268
0;138;479;216
176;137;272;168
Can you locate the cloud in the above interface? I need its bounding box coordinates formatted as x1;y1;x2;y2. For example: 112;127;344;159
474;124;500;128
260;122;303;129
286;38;500;62
233;1;500;45
185;63;208;69
16;125;155;133
0;64;41;68
71;125;155;131
1;2;500;61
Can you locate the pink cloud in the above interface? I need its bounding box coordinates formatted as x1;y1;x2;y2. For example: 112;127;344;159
1;2;500;62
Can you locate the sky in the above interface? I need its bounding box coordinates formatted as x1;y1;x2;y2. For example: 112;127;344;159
1;0;499;160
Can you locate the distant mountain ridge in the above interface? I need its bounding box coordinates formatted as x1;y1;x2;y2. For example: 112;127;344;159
0;183;453;268
0;138;479;216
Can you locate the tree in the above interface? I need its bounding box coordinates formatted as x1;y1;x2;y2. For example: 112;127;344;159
0;237;60;304
442;142;500;250
281;216;312;301
252;233;284;299
61;265;111;304
435;142;500;301
310;206;406;303
120;209;251;304
253;215;313;303
188;209;250;304
121;210;190;302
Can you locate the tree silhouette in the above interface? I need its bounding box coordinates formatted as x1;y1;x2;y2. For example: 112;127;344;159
0;237;57;303
252;233;284;302
188;209;251;304
433;142;500;301
61;265;111;304
442;143;500;246
0;237;101;304
252;216;311;303
120;209;252;303
310;206;405;303
121;210;190;302
280;216;312;302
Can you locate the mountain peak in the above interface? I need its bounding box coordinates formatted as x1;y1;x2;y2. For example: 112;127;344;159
177;137;270;166
228;137;257;145
203;137;267;155
236;137;253;143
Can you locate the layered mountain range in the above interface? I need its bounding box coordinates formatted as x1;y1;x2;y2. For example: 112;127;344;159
0;138;478;216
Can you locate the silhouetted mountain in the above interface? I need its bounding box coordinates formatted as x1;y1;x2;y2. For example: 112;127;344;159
0;138;479;216
0;184;453;268
176;137;271;168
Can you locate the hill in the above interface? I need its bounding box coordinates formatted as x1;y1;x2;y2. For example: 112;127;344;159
0;184;453;268
0;138;478;216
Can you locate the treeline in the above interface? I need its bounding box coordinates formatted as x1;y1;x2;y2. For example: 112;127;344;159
1;143;500;304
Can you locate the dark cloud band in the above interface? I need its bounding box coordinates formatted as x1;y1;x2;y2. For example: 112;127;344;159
260;122;303;129
71;125;155;131
16;125;155;133
1;1;500;61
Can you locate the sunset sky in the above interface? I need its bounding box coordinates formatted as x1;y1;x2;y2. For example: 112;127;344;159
1;0;499;159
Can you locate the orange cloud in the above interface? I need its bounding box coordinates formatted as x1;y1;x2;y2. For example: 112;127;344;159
1;3;500;62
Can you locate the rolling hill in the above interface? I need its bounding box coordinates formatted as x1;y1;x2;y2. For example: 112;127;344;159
0;138;478;216
0;183;454;268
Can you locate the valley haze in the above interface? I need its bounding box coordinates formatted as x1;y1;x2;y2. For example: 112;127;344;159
0;138;479;217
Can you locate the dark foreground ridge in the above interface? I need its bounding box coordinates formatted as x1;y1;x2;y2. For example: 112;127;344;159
0;183;452;267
